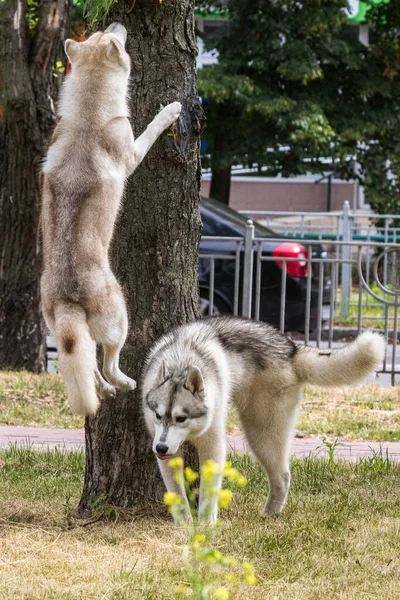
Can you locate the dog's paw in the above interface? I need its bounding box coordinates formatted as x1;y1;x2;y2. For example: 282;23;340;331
117;376;137;392
173;508;193;526
261;501;285;516
98;381;117;400
160;101;182;128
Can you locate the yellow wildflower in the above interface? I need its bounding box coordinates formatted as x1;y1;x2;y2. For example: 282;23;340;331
202;459;219;481
168;456;183;469
207;550;222;563
184;466;199;483
246;574;257;586
218;489;232;509
241;562;254;574
223;466;239;482
214;588;230;600
163;491;182;506
225;574;236;583
193;533;206;543
236;475;248;487
223;556;237;567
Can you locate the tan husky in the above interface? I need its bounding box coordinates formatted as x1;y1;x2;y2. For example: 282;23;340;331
41;23;181;415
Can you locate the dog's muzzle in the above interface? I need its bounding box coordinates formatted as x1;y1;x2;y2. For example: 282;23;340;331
155;443;174;461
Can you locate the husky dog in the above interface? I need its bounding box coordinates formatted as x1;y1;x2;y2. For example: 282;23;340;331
41;23;181;415
142;317;385;524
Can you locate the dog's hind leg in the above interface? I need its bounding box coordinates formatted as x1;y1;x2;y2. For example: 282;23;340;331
88;286;136;392
94;367;116;400
239;386;301;516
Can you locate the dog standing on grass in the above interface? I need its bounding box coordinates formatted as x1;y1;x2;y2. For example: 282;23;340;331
41;23;182;415
142;317;385;524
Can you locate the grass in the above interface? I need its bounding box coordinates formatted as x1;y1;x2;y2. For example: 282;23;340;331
298;384;400;442
1;372;399;442
0;448;399;599
0;371;82;429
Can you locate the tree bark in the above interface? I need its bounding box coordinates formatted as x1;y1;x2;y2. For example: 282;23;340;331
210;165;232;205
78;0;204;512
0;0;70;372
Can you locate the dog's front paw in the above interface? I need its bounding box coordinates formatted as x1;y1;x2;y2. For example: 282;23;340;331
160;101;182;128
119;377;137;392
173;507;193;526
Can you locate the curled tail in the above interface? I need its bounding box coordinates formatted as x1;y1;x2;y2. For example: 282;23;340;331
54;304;99;415
294;332;386;387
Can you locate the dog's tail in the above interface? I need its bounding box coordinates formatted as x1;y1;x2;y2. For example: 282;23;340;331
293;331;385;387
54;303;99;415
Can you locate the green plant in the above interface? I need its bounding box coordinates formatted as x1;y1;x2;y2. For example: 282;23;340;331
164;457;255;600
317;438;347;467
81;0;118;26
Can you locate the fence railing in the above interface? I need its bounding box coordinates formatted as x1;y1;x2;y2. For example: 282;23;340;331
240;201;400;242
200;222;400;385
239;201;400;320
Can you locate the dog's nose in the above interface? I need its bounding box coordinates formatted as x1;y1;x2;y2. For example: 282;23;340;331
156;443;169;455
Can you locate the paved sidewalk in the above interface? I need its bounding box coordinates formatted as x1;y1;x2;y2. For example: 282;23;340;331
0;426;399;461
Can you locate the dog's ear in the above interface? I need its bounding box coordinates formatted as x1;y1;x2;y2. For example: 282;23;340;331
65;39;81;63
155;362;166;386
106;39;124;65
186;366;205;399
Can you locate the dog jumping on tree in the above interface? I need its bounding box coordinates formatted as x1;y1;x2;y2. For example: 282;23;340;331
41;23;181;415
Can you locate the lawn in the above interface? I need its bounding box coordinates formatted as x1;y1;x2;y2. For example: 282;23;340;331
0;448;398;599
0;371;83;429
1;371;399;441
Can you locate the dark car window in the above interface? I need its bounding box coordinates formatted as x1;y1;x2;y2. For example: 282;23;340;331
200;197;277;238
201;210;240;237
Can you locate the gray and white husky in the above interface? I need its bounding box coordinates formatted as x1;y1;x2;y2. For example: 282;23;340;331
142;317;385;524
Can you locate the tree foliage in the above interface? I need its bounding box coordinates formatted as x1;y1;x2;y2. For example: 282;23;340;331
198;0;400;213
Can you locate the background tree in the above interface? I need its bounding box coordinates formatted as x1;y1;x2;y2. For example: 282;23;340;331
0;0;71;371
197;0;400;207
78;0;204;512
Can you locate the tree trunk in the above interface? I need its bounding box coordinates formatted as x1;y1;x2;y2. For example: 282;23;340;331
0;0;70;372
78;0;204;512
210;165;232;205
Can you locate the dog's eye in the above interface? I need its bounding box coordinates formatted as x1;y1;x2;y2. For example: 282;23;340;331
175;415;187;423
155;412;161;420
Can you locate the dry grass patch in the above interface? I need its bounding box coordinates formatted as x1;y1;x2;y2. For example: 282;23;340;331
298;384;400;441
0;371;82;429
0;448;399;599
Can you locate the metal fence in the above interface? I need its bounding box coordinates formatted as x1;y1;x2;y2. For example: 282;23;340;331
239;201;400;322
240;201;400;243
200;220;400;385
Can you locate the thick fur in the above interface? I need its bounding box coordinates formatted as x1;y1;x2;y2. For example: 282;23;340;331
41;24;182;415
142;317;385;524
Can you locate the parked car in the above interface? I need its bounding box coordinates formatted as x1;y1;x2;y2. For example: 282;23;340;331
199;197;331;332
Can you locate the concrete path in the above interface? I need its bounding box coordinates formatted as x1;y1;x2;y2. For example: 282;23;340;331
0;426;399;461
